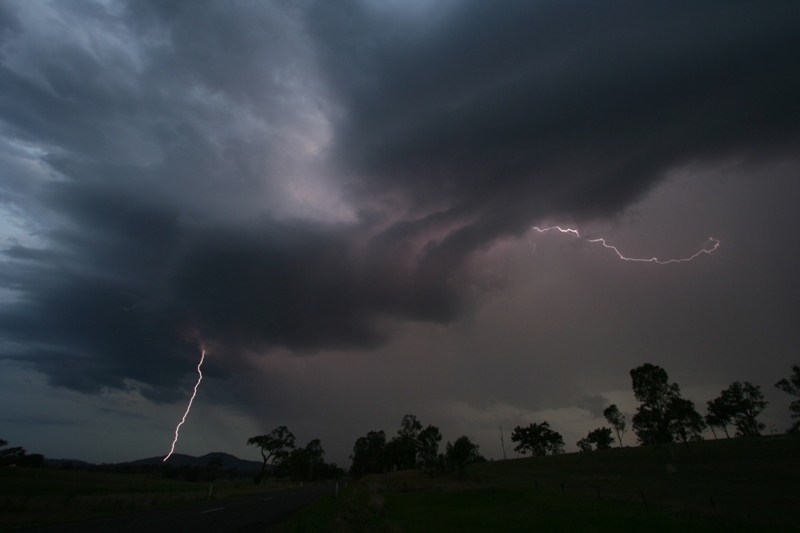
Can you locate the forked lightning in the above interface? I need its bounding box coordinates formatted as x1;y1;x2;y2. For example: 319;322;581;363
531;226;720;264
164;349;205;461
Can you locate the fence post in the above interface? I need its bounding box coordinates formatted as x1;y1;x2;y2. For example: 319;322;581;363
640;490;648;508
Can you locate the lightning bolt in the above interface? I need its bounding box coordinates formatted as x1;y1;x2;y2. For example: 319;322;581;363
164;349;205;462
531;226;720;264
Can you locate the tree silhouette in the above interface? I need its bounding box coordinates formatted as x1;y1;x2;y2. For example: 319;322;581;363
667;397;706;448
603;404;627;448
417;425;442;474
775;364;800;432
304;438;325;480
247;426;295;484
705;395;733;438
445;436;480;479
577;427;614;452
396;414;423;469
591;427;615;450
0;439;27;466
630;363;681;445
350;430;386;479
279;438;325;481
708;381;767;437
511;422;564;456
383;436;401;472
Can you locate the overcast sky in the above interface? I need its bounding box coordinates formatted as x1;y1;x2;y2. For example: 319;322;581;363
1;0;799;467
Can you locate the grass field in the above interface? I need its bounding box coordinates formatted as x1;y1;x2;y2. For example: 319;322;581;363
271;434;800;532
0;467;293;531
470;434;800;527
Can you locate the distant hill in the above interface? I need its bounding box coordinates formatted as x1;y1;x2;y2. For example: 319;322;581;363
43;458;94;469
126;451;266;472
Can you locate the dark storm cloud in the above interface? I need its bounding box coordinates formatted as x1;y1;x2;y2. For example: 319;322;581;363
0;171;465;398
308;0;800;331
315;0;800;215
1;0;799;400
171;218;462;353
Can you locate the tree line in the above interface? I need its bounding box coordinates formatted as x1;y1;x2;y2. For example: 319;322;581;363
535;362;800;454
348;414;485;480
246;427;345;484
0;439;44;468
248;415;486;483
3;364;797;482
247;363;799;481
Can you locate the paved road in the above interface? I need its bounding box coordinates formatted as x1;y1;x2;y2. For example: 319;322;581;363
22;484;335;533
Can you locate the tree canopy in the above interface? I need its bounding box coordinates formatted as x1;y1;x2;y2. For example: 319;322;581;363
577;427;615;452
707;381;767;437
247;426;295;483
350;430;386;479
445;435;481;479
603;404;626;448
417;424;442;473
393;414;423;470
630;363;681;445
511;422;565;456
667;397;706;447
705;395;734;438
277;438;326;481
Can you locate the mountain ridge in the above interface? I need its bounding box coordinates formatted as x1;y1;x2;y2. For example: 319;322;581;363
44;451;267;472
127;451;266;471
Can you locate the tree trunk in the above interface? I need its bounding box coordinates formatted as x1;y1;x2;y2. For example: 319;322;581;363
259;449;271;485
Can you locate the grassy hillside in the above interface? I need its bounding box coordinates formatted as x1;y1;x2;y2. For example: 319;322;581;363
275;434;800;531
471;434;800;526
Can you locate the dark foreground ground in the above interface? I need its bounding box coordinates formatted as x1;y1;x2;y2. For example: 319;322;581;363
16;484;334;533
272;435;800;532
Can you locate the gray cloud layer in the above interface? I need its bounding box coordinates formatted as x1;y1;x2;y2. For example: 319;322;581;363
1;0;799;403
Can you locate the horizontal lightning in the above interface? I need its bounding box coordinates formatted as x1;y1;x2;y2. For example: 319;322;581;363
163;349;205;462
531;226;720;264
